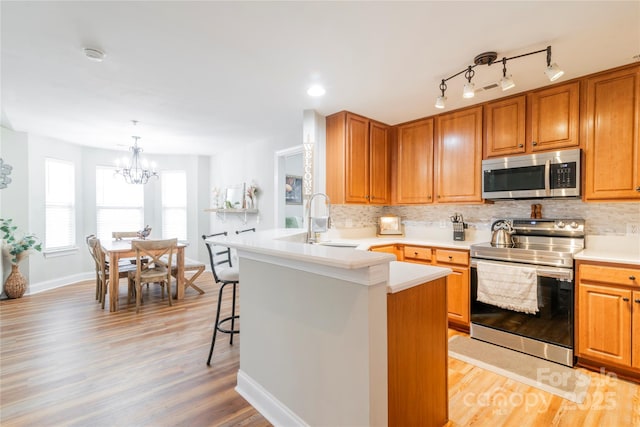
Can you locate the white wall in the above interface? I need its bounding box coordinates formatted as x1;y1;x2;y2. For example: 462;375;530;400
0;127;30;288
208;130;301;234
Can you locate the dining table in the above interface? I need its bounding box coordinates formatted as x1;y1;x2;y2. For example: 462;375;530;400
101;239;186;312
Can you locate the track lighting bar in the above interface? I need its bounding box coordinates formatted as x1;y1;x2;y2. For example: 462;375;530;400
435;45;563;109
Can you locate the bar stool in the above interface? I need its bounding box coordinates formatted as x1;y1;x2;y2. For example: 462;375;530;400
202;232;240;366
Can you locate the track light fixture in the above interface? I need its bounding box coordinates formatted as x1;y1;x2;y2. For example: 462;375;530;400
434;45;563;109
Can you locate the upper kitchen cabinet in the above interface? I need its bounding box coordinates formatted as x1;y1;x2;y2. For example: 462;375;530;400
583;64;640;201
484;95;526;157
395;118;434;204
435;106;483;203
326;111;391;204
484;81;580;158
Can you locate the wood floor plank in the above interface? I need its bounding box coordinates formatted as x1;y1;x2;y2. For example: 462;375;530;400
1;276;638;426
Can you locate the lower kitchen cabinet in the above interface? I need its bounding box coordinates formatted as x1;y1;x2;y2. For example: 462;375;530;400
400;244;470;329
370;244;402;260
576;261;640;374
434;249;470;328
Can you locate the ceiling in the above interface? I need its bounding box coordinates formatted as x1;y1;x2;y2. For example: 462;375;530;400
1;1;639;156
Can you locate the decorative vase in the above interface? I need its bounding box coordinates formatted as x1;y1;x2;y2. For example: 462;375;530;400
4;264;27;299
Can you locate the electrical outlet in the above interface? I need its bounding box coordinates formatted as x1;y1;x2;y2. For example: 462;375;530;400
626;223;640;236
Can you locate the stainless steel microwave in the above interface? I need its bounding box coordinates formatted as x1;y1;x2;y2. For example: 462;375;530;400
482;149;581;199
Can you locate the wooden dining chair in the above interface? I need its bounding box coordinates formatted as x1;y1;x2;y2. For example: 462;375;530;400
127;238;178;313
87;237;137;309
202;232;240;366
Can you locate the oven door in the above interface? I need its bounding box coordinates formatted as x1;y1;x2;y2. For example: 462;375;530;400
470;259;574;350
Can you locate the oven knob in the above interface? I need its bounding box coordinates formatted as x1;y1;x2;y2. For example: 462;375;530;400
556;221;566;228
569;221;579;229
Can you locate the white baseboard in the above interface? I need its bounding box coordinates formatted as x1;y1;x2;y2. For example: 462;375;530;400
28;272;94;295
235;370;308;427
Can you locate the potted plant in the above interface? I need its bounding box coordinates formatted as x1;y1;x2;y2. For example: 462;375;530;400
1;218;42;298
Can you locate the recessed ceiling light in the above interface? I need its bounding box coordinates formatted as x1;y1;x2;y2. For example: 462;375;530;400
307;85;326;97
83;47;106;62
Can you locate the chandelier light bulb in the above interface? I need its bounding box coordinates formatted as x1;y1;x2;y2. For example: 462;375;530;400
435;95;447;109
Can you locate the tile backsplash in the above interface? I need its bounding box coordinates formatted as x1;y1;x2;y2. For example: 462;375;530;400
331;200;640;235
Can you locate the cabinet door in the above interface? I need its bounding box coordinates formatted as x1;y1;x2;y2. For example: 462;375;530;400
529;81;580;152
445;266;469;326
345;113;370;203
633;291;640;369
396;119;434;204
435;106;483;203
584;65;640;200
484;95;526;157
370;244;399;260
369;121;391;204
578;284;632;366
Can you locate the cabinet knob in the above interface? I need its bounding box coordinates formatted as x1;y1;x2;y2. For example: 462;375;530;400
623;297;630;302
635;299;640;303
532;141;538;146
428;195;432;200
630;276;636;281
365;195;370;200
518;144;524;148
448;255;453;260
414;252;418;256
636;186;640;192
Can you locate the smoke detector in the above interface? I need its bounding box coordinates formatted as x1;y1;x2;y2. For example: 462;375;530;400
83;47;106;62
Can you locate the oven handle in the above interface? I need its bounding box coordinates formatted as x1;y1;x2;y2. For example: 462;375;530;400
471;259;573;281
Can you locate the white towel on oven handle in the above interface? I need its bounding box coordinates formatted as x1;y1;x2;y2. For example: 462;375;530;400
476;261;539;314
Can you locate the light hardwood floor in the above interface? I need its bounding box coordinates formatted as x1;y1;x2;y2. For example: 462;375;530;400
1;274;638;426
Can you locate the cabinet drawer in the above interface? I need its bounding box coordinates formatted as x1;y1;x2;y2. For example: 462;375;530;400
579;264;639;287
434;249;469;266
403;246;432;262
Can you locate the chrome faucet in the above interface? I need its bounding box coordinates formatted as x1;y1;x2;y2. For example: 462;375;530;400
306;192;332;244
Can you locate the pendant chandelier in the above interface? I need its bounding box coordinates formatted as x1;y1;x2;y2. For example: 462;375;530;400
435;45;564;109
115;122;158;185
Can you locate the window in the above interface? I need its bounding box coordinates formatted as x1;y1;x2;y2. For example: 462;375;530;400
45;158;75;250
161;170;187;240
96;166;144;241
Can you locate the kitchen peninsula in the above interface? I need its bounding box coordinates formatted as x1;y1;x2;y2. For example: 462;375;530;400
206;230;452;427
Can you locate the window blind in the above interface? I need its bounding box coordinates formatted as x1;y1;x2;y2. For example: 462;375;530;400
45;158;76;250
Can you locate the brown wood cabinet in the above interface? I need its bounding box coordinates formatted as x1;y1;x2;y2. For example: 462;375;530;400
369;244;402;260
395;118;434;204
434;248;470;328
387;276;448;426
326;111;391;204
435;106;483;203
401;244;471;328
576;261;640;373
484;81;580;158
484;95;527;157
529;81;581;152
583;65;640;201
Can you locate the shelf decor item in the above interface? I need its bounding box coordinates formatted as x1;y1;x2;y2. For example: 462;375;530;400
1;218;42;298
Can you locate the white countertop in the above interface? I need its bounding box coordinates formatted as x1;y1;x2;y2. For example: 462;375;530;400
205;229;395;270
574;235;640;266
387;261;451;294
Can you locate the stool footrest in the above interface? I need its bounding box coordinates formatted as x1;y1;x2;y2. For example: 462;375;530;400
216;315;240;335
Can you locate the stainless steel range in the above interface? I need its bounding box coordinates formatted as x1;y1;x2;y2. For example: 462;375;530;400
470;218;585;366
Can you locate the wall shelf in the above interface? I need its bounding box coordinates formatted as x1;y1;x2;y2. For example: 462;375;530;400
205;208;259;224
205;208;259;214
